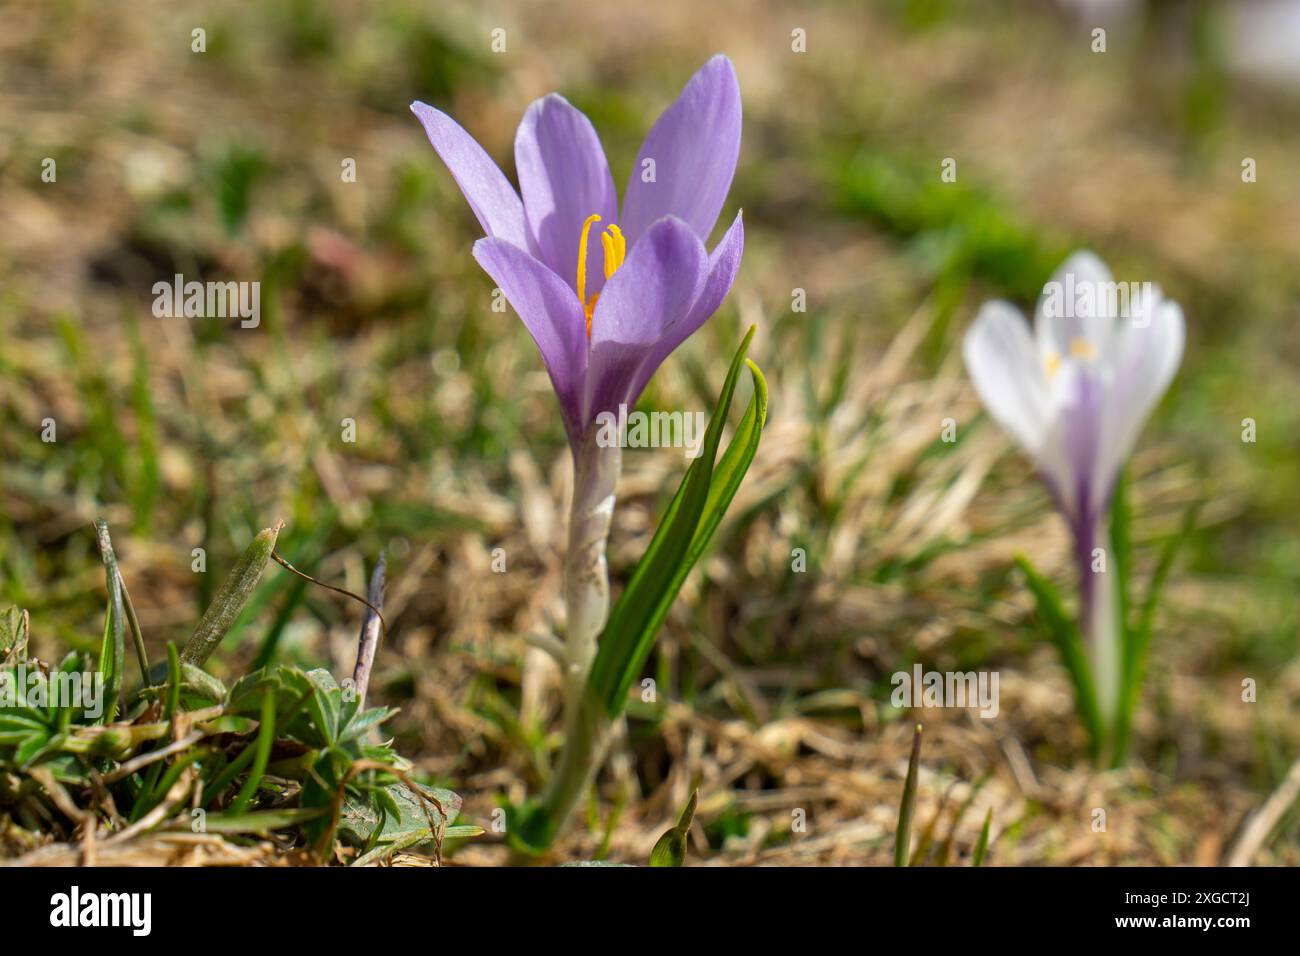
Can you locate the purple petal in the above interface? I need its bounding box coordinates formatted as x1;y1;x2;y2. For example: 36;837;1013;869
515;94;619;298
620;55;742;248
473;238;588;443
584;216;708;426
626;209;744;404
411;101;529;250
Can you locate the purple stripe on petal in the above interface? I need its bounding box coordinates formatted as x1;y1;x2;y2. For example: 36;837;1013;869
1051;363;1104;528
620;55;742;248
411;102;529;250
584;216;708;426
473;238;588;444
625;209;744;406
515;94;619;297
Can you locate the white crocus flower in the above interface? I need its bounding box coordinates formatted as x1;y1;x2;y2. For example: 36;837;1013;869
962;251;1184;720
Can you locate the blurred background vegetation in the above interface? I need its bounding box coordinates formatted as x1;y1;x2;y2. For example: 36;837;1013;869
1;0;1297;864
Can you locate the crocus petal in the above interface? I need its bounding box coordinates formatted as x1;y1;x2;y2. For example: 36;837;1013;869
473;238;588;443
620;55;742;247
625;209;744;405
411;102;529;251
515;94;619;297
1034;250;1117;362
584;216;708;426
1093;298;1185;510
962;301;1054;460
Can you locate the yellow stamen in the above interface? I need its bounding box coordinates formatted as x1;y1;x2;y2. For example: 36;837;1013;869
1045;352;1061;378
605;224;625;278
576;213;602;312
1069;337;1096;360
600;230;616;280
577;216;628;340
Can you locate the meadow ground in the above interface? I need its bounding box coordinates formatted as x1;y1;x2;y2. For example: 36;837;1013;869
1;0;1298;865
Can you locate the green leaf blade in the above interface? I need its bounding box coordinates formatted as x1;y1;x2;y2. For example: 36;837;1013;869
588;331;768;718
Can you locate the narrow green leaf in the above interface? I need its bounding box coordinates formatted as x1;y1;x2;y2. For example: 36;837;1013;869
202;743;259;807
894;724;923;867
1111;500;1201;766
94;520;126;724
132;751;203;823
294;668;343;747
972;807;993;867
93;520;149;683
301;746;349;853
15;731;54;768
164;642;181;722
228;690;277;815
181;522;283;666
1016;554;1104;758
196;807;327;834
685;360;768;572
1108;471;1133;711
589;331;767;717
444;825;485;840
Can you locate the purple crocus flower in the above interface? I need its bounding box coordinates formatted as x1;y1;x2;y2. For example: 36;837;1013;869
963;251;1184;716
411;55;744;453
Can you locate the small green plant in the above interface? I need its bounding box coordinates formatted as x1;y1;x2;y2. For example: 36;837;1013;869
0;521;478;865
649;789;698;868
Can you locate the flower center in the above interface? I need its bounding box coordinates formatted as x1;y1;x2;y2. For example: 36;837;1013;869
576;213;626;339
1045;337;1098;378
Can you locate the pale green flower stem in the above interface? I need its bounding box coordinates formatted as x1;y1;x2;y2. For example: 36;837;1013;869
529;430;621;847
1083;523;1124;761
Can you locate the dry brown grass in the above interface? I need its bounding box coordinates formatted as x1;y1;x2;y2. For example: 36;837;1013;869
2;0;1297;866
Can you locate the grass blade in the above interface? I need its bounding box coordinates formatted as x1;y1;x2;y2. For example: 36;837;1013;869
227;689;276;815
94;520;126;723
94;518;148;680
894;723;922;867
972;807;993;867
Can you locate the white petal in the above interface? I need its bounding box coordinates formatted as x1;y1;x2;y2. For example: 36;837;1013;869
963;301;1052;459
1034;250;1117;360
1094;297;1185;509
